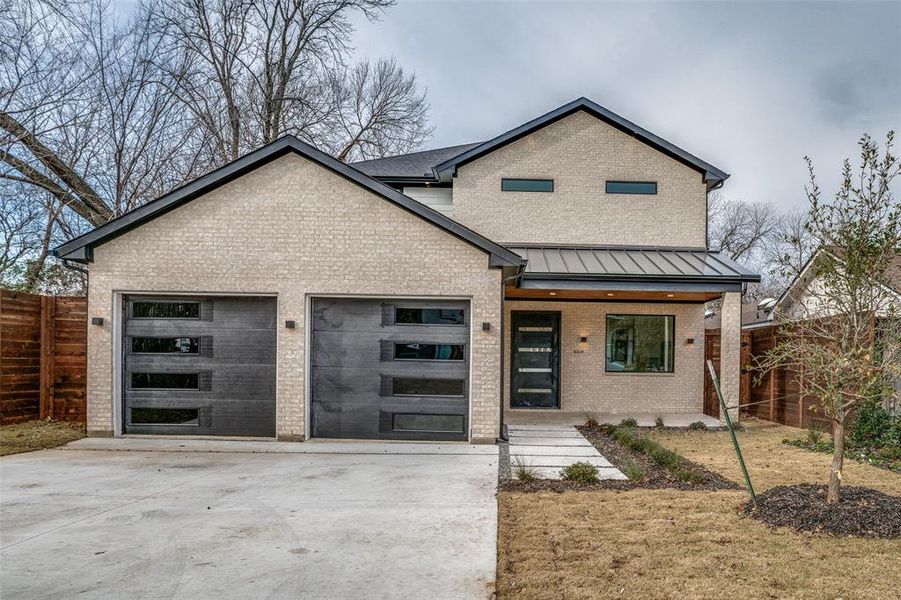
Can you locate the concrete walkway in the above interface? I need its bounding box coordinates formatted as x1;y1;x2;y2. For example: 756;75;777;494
1;442;498;599
506;412;722;428
506;424;627;480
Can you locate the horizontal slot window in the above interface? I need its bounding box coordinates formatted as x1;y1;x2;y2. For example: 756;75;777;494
394;343;465;361
130;372;200;389
501;178;554;192
395;307;465;326
605;181;657;195
132;301;200;319
392;413;465;434
392;377;465;397
130;408;199;425
131;337;199;354
606;314;674;373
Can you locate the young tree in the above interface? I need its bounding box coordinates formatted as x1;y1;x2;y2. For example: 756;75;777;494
759;132;901;504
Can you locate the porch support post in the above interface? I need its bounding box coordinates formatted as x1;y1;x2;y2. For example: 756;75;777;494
719;292;742;423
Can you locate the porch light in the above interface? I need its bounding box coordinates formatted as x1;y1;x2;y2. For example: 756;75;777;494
285;320;296;329
580;336;588;344
686;338;695;345
91;317;104;326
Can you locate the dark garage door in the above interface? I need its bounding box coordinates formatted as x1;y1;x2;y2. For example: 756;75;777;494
311;298;470;441
123;295;277;436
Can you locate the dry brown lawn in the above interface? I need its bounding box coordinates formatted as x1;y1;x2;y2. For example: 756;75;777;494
0;420;85;456
497;418;901;599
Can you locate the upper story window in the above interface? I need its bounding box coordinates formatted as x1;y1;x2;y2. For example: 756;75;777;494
605;181;657;195
501;178;554;192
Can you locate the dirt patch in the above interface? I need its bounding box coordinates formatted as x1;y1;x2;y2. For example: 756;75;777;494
742;484;901;539
0;420;85;456
499;426;738;493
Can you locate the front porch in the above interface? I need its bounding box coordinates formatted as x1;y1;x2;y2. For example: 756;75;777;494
501;245;759;426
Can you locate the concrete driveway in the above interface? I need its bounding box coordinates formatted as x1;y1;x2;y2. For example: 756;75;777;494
0;440;498;599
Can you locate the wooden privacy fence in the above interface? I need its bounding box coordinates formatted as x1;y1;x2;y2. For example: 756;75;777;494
0;289;87;425
704;324;831;429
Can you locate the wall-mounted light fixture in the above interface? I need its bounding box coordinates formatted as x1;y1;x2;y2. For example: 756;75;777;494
686;338;695;345
91;317;104;326
285;320;296;329
482;322;492;332
579;336;588;344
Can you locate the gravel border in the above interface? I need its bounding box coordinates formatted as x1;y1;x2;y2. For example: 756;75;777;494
497;439;511;481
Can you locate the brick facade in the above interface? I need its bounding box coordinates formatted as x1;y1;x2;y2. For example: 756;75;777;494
85;153;503;442
451;110;708;247
504;301;706;414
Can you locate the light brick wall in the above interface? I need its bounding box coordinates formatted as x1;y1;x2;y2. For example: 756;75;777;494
718;292;742;422
452;110;708;247
504;301;705;414
85;153;503;442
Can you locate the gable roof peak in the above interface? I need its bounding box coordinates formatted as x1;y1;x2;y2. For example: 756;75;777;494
434;96;729;190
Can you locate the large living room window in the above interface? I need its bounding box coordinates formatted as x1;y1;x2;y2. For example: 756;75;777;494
501;178;554;192
605;314;674;373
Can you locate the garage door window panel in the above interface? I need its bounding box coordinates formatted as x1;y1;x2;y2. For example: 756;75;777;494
130;372;200;389
395;307;465;326
129;407;199;426
392;413;465;433
131;301;201;319
131;337;200;354
394;343;465;361
392;377;465;397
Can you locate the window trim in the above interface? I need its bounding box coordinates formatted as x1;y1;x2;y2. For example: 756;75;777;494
604;313;675;374
129;336;201;355
501;178;555;193
391;377;466;398
392;342;466;362
129;372;202;390
393;307;466;327
130;300;201;320
605;180;658;195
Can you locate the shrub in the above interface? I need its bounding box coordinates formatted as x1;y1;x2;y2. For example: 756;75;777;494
561;461;600;483
806;423;826;446
848;400;898;449
619;417;638;428
688;420;708;431
512;456;538;482
654;416;665;429
584;414;599;428
621;458;645;481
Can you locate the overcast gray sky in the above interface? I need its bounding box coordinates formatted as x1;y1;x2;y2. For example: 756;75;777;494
349;0;901;210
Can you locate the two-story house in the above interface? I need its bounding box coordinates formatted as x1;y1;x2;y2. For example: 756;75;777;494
54;98;759;442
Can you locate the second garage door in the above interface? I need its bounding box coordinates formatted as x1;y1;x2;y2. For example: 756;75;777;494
311;298;470;441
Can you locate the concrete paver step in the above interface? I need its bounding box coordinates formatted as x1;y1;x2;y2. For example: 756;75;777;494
506;444;601;457
509;455;613;468
528;466;628;480
507;437;593;446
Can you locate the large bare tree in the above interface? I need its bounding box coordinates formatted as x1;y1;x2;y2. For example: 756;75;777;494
1;0;432;291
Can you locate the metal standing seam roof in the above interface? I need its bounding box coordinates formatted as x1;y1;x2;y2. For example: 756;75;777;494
507;246;761;282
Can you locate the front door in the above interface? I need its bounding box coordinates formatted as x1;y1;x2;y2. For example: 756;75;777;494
510;311;560;408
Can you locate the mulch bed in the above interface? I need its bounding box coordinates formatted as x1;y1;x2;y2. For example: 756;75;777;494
498;426;739;493
742;484;901;538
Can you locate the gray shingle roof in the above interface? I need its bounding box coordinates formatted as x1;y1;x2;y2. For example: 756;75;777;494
507;245;760;282
351;143;481;179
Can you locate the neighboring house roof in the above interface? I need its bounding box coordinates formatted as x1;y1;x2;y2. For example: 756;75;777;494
434;97;729;189
52;136;525;268
351;143;481;180
775;246;901;311
508;245;759;292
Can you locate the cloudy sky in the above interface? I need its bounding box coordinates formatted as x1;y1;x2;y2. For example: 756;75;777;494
349;0;900;210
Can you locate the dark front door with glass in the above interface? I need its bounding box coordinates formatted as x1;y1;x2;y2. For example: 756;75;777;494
123;295;276;436
510;311;560;408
